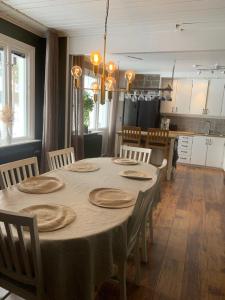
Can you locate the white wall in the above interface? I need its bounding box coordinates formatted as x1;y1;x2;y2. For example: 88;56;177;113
69;28;225;55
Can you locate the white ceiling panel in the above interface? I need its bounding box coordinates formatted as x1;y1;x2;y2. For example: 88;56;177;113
2;0;225;36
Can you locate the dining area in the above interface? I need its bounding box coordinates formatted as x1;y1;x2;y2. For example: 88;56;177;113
0;145;166;300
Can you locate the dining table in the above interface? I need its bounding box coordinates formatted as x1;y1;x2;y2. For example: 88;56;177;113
0;157;158;300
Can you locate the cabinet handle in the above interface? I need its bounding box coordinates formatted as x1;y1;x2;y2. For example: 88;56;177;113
176;107;178;112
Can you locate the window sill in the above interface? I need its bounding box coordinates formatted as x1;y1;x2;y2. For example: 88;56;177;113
0;139;41;149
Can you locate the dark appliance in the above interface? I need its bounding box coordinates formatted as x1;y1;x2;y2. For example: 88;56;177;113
122;98;160;130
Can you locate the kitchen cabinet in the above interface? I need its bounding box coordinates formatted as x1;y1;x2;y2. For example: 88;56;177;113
206;137;225;168
190;136;207;166
177;135;193;164
189;135;225;168
175;79;192;114
189;79;208;115
160;80;177;113
206;79;225;116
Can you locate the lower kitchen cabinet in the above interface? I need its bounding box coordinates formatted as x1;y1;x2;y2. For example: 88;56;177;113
206;137;225;168
188;135;225;168
190;136;207;166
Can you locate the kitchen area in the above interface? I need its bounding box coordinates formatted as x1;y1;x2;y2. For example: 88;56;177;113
115;61;225;179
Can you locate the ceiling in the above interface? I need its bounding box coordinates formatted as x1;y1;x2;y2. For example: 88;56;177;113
2;0;225;37
1;0;225;74
110;50;225;74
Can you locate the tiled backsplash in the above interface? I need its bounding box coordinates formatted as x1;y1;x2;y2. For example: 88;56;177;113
167;116;225;134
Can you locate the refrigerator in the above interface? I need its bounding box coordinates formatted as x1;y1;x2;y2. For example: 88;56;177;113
122;98;160;130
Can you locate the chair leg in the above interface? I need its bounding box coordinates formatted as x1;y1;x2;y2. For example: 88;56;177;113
134;240;141;286
149;210;154;244
118;261;127;300
141;221;148;263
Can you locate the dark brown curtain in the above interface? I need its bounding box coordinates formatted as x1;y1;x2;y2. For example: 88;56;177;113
69;55;85;160
41;30;59;172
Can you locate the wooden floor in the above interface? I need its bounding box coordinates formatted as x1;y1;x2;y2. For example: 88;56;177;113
97;165;225;300
1;165;225;300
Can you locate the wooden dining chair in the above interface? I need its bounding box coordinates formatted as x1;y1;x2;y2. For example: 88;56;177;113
145;128;169;157
0;209;45;300
116;186;155;300
0;157;39;189
122;126;142;147
120;145;152;164
47;147;75;171
141;158;168;263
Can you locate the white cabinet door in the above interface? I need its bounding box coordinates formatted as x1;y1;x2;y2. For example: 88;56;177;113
160;80;177;113
175;79;192;114
190;136;207;166
190;79;208;115
206;79;225;116
206;137;225;168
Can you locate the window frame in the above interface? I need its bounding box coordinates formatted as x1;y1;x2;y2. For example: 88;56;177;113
0;33;35;142
83;72;110;131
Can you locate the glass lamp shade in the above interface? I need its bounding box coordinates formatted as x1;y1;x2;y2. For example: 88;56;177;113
90;51;102;66
91;81;100;102
71;65;82;88
71;65;82;78
125;70;135;83
106;61;117;74
105;76;116;91
125;70;135;92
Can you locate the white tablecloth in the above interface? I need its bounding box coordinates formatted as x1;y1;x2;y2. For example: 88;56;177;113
0;157;157;300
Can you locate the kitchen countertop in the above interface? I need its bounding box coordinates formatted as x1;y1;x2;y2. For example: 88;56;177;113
116;130;225;138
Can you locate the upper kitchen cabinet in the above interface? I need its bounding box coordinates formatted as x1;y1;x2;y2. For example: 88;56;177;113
206;79;225;116
175;79;192;114
160;79;177;113
189;79;208;115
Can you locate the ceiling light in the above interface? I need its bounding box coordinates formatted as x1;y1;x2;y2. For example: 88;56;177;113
71;0;173;104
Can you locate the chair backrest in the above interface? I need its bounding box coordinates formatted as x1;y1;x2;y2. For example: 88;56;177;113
120;145;152;164
122;126;142;147
146;128;169;147
127;186;155;252
0;209;44;300
0;157;39;189
47;147;75;171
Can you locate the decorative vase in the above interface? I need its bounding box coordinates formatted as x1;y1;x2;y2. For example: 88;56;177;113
6;125;12;144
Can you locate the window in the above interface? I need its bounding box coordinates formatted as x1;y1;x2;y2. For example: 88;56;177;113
84;74;110;131
0;34;35;144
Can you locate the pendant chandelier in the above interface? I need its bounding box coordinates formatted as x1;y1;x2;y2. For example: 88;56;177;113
71;0;173;105
71;0;135;105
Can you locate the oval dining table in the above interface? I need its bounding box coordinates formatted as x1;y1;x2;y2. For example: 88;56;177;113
0;157;158;300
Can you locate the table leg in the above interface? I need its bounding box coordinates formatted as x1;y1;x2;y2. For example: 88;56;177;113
167;138;175;181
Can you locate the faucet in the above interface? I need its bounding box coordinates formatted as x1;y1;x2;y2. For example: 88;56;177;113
205;121;211;135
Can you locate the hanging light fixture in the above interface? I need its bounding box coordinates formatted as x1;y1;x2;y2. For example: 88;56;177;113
71;0;136;104
71;0;173;104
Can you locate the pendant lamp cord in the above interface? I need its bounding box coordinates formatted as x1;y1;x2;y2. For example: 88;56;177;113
103;0;109;78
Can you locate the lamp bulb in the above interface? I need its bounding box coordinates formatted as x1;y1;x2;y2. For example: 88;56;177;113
90;51;102;66
71;65;82;78
106;61;117;74
105;76;116;91
125;70;135;83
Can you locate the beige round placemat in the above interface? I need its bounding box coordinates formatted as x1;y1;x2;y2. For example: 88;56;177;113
112;158;138;165
89;188;135;208
119;170;152;180
17;176;64;194
65;162;99;172
20;204;76;232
